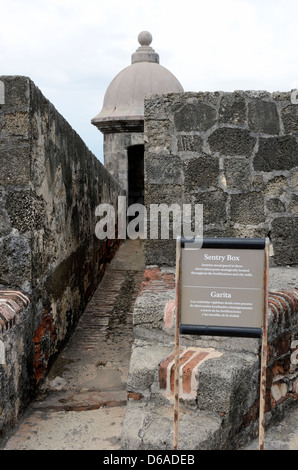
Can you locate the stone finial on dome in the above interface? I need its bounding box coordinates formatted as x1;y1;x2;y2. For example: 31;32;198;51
131;31;159;64
138;31;152;46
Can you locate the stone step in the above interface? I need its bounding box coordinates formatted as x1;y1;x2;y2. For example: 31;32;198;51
121;400;224;450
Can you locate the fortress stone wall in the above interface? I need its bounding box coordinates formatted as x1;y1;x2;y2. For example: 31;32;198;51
122;90;298;450
144;91;298;267
0;76;124;437
0;77;297;448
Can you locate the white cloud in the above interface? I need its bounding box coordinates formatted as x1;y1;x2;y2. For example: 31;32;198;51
1;0;298;161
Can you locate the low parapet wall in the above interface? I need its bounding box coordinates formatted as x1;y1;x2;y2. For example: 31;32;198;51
0;76;124;439
122;265;298;449
0;291;30;437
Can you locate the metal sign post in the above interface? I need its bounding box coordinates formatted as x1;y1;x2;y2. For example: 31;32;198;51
173;237;269;450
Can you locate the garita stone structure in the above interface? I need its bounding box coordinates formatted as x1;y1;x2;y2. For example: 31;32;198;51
0;31;298;449
91;31;183;208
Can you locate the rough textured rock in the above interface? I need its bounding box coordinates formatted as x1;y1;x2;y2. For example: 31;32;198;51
144;91;298;266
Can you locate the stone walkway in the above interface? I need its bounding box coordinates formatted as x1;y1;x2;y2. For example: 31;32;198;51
2;239;145;450
1;238;298;451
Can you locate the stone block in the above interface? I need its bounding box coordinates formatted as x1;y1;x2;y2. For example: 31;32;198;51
177;134;203;153
223;157;251;191
0;76;30;111
174;102;217;132
145;239;176;266
145;154;182;184
264;176;288;197
145;119;173;154
196;352;258;419
192;190;227;225
133;295;169;331
254;136;298;171
0;146;31;186
230;192;264;224
127;342;172;393
219;93;247;125
208;128;255;156
290;170;298;191
271;217;298;265
183;155;219;191
266;198;286;213
248;100;280;135
4;112;29;136
121;401;223;450
5;190;45;233
290;195;298;214
281;104;298;134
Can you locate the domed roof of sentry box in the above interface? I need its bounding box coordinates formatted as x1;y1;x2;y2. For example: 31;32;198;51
91;31;184;133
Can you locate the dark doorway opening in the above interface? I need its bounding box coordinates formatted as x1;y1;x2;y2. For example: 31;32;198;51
128;145;144;207
127;145;145;237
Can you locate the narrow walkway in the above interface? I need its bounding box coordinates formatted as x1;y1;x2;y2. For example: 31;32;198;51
3;239;145;450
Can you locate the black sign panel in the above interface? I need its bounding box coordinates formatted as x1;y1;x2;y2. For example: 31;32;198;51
178;237;268;338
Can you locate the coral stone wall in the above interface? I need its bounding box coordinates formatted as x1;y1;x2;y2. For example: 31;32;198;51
144;91;298;267
0;76;124;438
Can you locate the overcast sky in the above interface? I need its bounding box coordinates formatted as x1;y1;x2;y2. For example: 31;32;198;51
2;0;298;162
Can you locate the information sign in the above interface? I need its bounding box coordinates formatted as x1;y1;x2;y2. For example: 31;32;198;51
173;237;270;450
179;237;267;338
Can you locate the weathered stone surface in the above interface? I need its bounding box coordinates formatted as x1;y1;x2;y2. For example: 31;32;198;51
177;134;203;153
4;112;29;136
266;198;286;213
208;128;255;156
223;157;251;191
192;190;227;225
145;154;182;184
145;183;182;207
183;155;219;191
230;192;264;224
122;401;224;450
271;217;298;265
145;239;176;267
196;353;258;418
290;170;298;191
248;100;280;135
0;147;31;186
281;104;298;134
264;176;288;196
145;91;298;267
5;190;45;233
127;342;172;394
290;195;298;214
254;136;298;171
174;102;217;132
0;235;31;290
0;76;124;439
219;92;247;125
145;119;173;154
